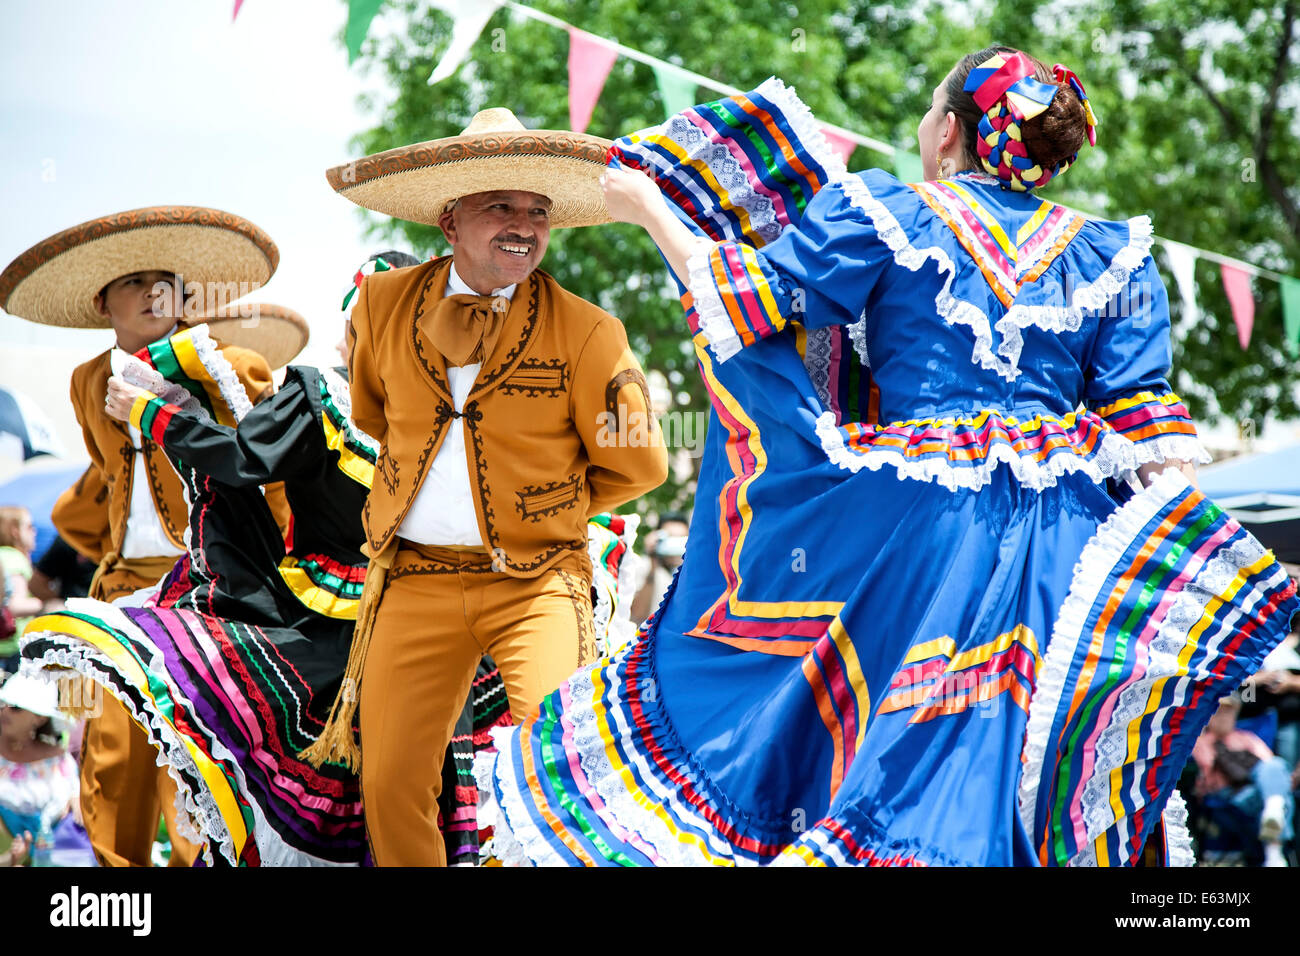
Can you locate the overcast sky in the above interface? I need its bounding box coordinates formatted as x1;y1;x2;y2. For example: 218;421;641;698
0;0;385;371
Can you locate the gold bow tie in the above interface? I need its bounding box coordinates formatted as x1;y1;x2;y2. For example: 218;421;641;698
423;293;509;367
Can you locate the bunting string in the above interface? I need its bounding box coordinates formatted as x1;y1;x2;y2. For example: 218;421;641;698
237;0;1300;352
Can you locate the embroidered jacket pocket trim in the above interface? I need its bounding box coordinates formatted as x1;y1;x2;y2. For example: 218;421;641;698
516;473;583;522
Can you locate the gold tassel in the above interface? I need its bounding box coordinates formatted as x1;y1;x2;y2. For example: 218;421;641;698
299;538;397;771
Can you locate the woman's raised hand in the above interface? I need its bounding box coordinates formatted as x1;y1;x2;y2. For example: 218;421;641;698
599;166;663;227
104;375;147;423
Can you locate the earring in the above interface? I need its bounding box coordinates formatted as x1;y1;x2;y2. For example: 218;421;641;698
938;155;956;179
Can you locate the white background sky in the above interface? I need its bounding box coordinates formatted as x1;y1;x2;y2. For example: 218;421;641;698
1;0;393;456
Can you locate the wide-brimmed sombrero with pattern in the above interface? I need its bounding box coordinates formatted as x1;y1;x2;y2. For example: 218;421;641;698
326;108;613;228
0;206;279;329
204;302;310;370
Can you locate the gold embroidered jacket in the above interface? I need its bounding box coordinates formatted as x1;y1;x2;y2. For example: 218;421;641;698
62;341;288;565
348;257;668;576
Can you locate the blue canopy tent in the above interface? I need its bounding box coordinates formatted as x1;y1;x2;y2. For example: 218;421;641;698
1200;443;1300;564
0;385;66;465
0;459;89;560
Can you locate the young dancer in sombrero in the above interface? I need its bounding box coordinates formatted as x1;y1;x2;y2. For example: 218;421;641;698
474;50;1300;866
305;107;668;866
19;254;414;864
18;318;348;865
0;206;289;866
19;251;650;865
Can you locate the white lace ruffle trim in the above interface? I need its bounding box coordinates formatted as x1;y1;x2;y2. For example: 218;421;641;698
1018;469;1272;865
189;324;254;422
1163;789;1196;868
686;238;743;362
814;409;1209;491
993;217;1154;373
320;366;379;456
476;650;757;867
473;735;540;868
835;174;1156;383
21;615;358;868
120;324;253;425
20;636;230;866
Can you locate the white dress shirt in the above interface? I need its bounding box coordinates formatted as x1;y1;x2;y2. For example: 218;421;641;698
109;346;186;559
394;264;517;547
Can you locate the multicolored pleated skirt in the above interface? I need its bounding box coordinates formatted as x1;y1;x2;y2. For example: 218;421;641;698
473;80;1299;867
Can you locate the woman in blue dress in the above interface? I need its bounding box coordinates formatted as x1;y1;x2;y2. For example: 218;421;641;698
474;48;1300;866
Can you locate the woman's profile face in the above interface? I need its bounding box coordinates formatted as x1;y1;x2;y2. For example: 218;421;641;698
917;76;951;180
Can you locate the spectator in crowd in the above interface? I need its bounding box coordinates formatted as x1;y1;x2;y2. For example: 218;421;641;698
0;673;83;866
1189;693;1293;866
0;506;46;676
1242;629;1300;864
1246;633;1300;768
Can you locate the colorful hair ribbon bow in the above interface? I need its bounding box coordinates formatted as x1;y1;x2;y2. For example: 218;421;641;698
340;255;392;311
962;51;1096;191
964;51;1058;119
1052;64;1098;146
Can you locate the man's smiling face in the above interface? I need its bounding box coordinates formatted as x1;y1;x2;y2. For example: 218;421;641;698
438;190;552;294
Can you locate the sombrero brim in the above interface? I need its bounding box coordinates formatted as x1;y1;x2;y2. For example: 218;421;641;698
206;303;311;370
0;207;279;329
326;130;614;228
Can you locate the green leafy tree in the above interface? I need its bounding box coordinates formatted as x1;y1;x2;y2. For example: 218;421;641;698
985;0;1300;429
345;0;862;512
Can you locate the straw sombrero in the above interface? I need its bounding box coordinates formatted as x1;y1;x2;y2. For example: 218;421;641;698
205;302;311;370
326;108;613;228
0;206;279;329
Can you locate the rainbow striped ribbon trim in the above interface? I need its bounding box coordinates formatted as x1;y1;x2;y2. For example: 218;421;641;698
1020;471;1298;866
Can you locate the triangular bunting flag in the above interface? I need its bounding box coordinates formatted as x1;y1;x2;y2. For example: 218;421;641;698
1221;263;1255;350
653;62;697;120
893;150;924;183
568;28;620;133
1281;276;1300;358
427;0;504;84
820;127;856;167
345;0;387;65
1162;241;1199;327
232;0;245;21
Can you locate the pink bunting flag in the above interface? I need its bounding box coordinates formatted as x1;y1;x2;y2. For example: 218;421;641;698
232;0;245;21
820;126;856;167
567;28;619;134
1220;263;1255;350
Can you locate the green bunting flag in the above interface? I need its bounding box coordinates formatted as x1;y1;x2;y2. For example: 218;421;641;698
653;62;698;120
1282;276;1300;358
893;150;924;183
346;0;386;65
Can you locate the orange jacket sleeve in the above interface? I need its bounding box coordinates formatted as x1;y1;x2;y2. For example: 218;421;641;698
51;466;112;563
570;316;669;516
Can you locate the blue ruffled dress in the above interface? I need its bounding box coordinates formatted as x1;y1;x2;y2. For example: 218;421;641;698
475;79;1299;866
